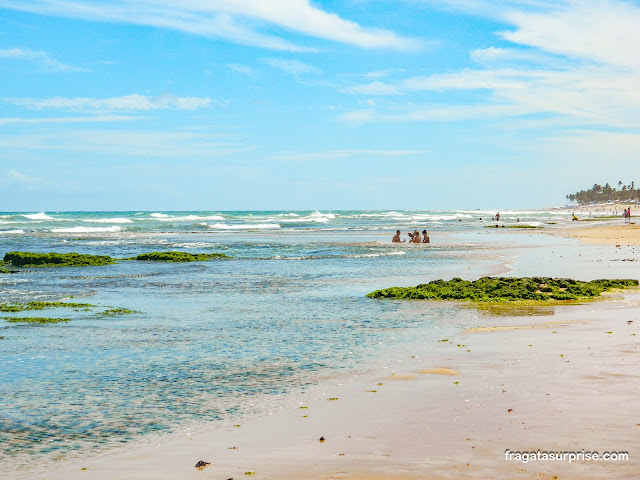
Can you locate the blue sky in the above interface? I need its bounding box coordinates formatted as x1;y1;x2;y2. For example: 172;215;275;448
1;0;639;211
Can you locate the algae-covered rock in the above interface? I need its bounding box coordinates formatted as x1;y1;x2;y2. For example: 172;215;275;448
4;251;115;267
367;277;639;303
0;301;94;312
98;308;139;316
0;261;18;274
128;251;228;262
2;317;72;324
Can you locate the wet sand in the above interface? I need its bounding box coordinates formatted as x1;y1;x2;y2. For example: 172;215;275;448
15;296;640;480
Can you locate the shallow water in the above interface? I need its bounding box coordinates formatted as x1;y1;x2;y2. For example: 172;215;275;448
0;209;629;472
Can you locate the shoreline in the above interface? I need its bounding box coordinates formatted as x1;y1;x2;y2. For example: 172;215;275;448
16;294;640;480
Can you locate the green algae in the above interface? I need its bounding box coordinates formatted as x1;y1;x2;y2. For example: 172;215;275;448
2;317;71;324
367;277;639;303
0;301;95;312
0;260;17;274
4;251;115;267
127;251;229;262
98;308;139;316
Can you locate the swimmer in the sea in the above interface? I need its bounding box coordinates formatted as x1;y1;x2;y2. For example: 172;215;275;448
392;230;405;243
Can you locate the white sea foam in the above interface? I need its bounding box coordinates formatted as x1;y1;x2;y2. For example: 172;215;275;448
175;215;225;221
50;226;123;233
355;211;409;218
203;223;281;230
149;214;225;221
83;218;133;224
278;211;336;224
23;212;54;220
349;251;406;258
0;229;25;234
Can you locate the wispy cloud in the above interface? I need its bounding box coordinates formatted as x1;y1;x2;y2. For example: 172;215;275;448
0;0;417;51
0;129;255;157
0;47;84;72
339;0;640;131
271;148;428;161
341;81;404;96
264;58;319;76
6;169;48;190
340;69;405;78
4;94;212;113
227;63;254;76
0;115;141;126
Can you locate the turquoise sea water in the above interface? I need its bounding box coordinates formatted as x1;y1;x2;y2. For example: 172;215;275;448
0;209;575;471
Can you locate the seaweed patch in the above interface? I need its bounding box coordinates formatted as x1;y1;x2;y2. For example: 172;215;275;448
4;252;115;267
0;301;95;313
98;308;139;316
367;277;639;302
2;317;72;324
126;251;229;262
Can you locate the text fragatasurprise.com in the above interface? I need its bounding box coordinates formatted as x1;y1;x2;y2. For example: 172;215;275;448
505;449;629;463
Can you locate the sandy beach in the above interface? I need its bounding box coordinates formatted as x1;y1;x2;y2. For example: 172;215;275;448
553;224;640;246
10;224;640;480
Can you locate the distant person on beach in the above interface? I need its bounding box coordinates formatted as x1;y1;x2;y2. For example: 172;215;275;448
572;212;578;221
496;212;500;221
410;230;422;243
422;230;430;243
392;230;405;243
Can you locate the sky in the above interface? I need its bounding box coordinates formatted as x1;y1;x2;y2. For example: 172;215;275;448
1;0;639;211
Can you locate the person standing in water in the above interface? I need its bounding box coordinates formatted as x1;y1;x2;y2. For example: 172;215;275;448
496;212;500;221
392;230;405;243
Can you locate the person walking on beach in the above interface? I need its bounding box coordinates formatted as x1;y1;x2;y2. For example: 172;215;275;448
392;230;405;243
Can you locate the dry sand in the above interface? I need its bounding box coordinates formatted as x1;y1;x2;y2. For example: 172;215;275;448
556;224;640;246
15;296;640;480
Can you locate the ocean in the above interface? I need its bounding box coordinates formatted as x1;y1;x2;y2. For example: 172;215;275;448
0;209;574;471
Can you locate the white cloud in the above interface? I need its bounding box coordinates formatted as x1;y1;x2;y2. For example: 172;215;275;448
0;115;141;126
227;63;254;76
0;0;416;51
271;148;428;161
264;58;319;76
341;81;403;96
0;47;84;72
501;0;640;69
470;46;563;67
0;129;255;157
339;0;640;131
6;169;46;189
4;94;212;112
340;69;405;78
